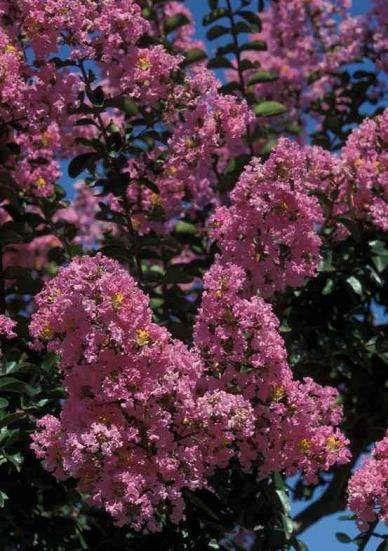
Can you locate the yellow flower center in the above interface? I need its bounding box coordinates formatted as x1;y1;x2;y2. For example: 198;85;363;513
299;438;311;454
137;57;151;71
136;328;151;347
35;177;47;189
4;44;17;54
185;138;195;149
165;165;178;176
131;215;141;231
271;385;286;402
112;292;124;310
41;133;51;147
326;435;341;451
47;290;60;303
40;325;53;341
150;193;162;207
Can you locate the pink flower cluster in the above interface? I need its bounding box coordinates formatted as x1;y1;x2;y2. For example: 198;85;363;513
347;435;388;530
0;314;16;357
370;0;388;72
211;138;324;297
338;110;388;231
123;68;253;233
241;0;370;131
55;182;111;249
0;314;16;339
30;254;254;531
30;254;350;529
194;263;350;482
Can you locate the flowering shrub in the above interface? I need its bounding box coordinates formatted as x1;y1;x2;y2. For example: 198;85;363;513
348;435;388;530
0;0;386;548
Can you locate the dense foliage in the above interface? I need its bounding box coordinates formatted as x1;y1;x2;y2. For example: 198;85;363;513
0;0;386;549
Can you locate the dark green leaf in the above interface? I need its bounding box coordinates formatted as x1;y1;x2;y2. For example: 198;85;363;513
220;81;242;94
121;98;139;116
184;48;207;65
239;59;258;71
208;56;233;69
0;230;24;245
74;118;97;127
140;178;159;194
293;539;309;551
203;8;229;25
238;10;262;31
216;42;238;56
3;266;31;279
207;25;229;41
335;532;352;543
68;153;99;178
166;266;193;284
240;40;267;51
164;14;190;33
86;86;104;106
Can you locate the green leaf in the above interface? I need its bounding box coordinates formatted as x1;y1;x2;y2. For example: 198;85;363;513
240;39;267;51
254;101;287;117
276;489;291;514
139;178;159;194
335;532;352;543
165;266;193;284
346;276;363;296
208;56;233;69
0;377;40;397
238;10;262;31
174;221;197;235
0;491;8;508
74;118;97;126
280;512;294;537
184;48;207;65
164;13;190;33
68;153;99;178
7;452;23;472
0;398;9;409
185;492;220;521
322;278;334;295
121;98;139;116
0;229;24;245
292;539;309;551
231;21;251;34
239;59;257;71
216;42;238;56
203;8;229;25
248;70;277;85
220;81;242;94
207;25;229;40
86;85;104;106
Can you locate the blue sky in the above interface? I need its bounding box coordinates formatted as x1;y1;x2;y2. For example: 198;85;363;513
184;1;386;549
